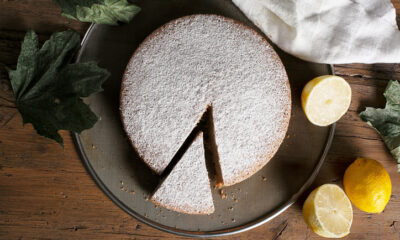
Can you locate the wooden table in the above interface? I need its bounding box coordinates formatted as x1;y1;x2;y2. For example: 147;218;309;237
0;1;399;239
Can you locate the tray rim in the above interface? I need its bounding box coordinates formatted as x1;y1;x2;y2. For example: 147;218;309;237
73;23;336;238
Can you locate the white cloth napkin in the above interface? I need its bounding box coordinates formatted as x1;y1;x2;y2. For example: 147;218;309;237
233;0;400;64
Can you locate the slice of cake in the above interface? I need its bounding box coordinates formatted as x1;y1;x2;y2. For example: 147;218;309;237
120;14;291;187
150;133;214;214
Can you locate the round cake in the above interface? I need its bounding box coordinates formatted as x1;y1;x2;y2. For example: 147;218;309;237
120;14;291;186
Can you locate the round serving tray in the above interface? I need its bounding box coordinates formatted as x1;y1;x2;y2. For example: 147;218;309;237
73;0;335;237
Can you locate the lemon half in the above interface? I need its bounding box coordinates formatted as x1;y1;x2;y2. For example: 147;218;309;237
303;184;353;238
302;75;351;126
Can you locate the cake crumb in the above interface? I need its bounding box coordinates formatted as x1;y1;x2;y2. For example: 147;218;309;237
232;218;236;222
228;207;233;211
92;144;96;149
234;198;239;203
220;190;227;199
262;176;268;182
143;193;149;201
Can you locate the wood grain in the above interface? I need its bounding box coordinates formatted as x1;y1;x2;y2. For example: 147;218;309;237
0;1;400;239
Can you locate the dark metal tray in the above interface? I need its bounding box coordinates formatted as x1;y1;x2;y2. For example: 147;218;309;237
73;0;335;237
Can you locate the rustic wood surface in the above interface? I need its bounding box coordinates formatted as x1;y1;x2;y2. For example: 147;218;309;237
0;1;400;239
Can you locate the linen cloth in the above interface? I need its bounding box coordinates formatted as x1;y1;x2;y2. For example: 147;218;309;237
233;0;400;64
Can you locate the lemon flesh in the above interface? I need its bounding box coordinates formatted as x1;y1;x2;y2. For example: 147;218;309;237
302;75;351;126
343;157;392;213
303;184;353;238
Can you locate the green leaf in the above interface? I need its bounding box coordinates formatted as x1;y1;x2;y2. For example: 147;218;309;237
53;0;141;25
7;30;110;146
359;80;400;172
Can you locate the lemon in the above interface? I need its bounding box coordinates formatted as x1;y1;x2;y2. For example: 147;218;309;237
303;184;353;238
343;157;391;213
301;75;351;126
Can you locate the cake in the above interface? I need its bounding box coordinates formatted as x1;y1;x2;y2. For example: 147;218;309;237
120;14;291;188
150;133;215;214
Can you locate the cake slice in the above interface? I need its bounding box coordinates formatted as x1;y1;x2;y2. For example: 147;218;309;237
150;132;214;214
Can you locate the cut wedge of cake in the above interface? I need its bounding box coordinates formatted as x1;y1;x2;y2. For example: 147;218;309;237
120;14;291;186
150;133;214;214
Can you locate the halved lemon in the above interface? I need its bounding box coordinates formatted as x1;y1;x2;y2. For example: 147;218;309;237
303;184;353;238
301;75;351;126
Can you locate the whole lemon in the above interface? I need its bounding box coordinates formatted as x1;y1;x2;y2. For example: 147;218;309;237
343;157;391;213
